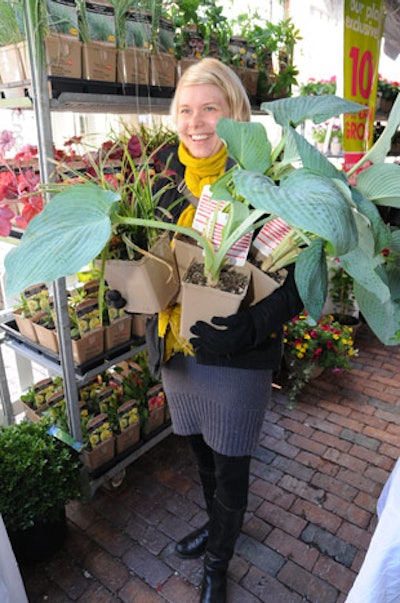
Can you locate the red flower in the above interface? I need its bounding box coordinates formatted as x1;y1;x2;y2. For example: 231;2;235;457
0;204;15;236
127;135;143;158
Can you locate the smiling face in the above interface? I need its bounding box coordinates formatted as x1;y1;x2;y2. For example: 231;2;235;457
176;84;232;158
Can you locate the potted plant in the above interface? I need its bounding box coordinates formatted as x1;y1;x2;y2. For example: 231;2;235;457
232;13;301;101
328;260;359;327
112;0;150;86
208;94;400;347
283;312;358;406
0;418;82;564
4;95;400;349
329;122;343;155
311;123;328;151
377;76;399;114
299;76;337;96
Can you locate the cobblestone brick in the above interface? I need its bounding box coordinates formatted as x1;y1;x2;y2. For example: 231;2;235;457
301;524;357;567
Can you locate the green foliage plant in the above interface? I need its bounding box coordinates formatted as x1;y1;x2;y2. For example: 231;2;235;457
4;95;400;346
210;94;400;346
0;419;82;532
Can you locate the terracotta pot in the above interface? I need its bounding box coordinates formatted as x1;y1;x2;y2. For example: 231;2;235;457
104;315;132;351
104;232;180;314
116;47;150;85
82;41;117;81
83;437;115;472
180;262;251;341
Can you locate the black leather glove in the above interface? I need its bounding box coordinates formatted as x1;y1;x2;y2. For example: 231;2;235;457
189;312;254;356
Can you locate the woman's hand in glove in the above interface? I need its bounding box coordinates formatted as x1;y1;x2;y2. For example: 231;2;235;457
189;312;254;356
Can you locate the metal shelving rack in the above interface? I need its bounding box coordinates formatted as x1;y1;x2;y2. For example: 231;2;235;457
0;7;173;492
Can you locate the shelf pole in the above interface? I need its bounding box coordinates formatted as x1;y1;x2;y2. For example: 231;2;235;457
23;3;82;442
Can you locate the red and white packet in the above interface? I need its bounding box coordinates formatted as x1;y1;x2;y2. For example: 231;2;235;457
191;185;252;266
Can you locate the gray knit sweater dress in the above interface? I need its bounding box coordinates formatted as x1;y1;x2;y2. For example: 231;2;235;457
161;354;272;457
150;147;304;459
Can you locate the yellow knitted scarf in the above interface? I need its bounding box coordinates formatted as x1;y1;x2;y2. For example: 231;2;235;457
178;141;228;198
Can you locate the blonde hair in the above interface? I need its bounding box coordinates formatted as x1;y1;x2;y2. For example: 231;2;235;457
170;58;251;123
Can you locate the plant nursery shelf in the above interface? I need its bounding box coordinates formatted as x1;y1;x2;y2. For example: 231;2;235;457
0;76;175;114
0;318;146;385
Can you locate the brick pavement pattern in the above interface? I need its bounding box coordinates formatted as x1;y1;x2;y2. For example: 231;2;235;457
20;324;400;602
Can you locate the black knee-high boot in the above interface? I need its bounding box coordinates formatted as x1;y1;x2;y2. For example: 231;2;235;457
200;497;245;603
175;468;216;558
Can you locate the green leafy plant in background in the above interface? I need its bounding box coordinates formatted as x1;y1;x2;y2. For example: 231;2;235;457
0;0;25;46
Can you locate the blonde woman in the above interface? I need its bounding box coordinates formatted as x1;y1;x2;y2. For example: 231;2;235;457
148;58;303;603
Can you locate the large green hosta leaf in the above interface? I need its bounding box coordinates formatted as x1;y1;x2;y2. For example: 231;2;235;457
260;95;365;128
355;163;400;208
234;168;357;256
295;238;328;319
216;118;272;173
5;184;119;297
354;280;400;346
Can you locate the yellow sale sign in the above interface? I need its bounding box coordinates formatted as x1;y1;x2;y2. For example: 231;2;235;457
343;0;385;171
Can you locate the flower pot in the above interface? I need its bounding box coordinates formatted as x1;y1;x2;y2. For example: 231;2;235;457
116;47;150;85
180;261;251;341
8;508;67;566
19;34;82;80
330;141;342;156
131;313;147;338
32;314;59;354
243;259;286;307
0;43;27;84
142;406;165;436
19;400;43;423
104;232;180;314
149;52;176;87
172;234;203;303
69;327;105;364
83;437;115;472
13;309;37;343
104;315;132;350
82;41;117;81
116;422;140;455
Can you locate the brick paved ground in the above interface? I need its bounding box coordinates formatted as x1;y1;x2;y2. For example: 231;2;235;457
19;323;400;602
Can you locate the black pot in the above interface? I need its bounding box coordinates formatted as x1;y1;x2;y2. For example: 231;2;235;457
8;508;67;565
